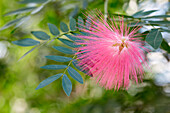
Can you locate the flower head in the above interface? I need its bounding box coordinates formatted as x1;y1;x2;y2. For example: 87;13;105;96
75;11;149;90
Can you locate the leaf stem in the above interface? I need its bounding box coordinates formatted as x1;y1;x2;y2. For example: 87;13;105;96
47;30;76;45
62;53;77;76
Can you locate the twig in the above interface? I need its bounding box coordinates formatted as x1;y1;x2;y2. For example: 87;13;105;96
104;0;109;21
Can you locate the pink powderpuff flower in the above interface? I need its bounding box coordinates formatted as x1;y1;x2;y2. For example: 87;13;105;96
75;11;149;90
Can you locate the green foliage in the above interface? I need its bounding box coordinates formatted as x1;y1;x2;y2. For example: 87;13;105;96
86;16;91;28
36;73;62;90
65;34;81;42
146;29;163;49
4;7;36;16
161;39;170;53
149;21;170;25
144;15;170;19
19;0;48;4
69;17;77;31
18;46;39;61
31;31;50;40
67;66;84;84
53;46;76;55
72;60;83;71
45;55;72;62
72;59;92;76
62;74;72;96
78;16;84;29
40;65;67;70
0;16;26;31
16;18;83;96
12;38;40;47
60;22;69;33
132;10;158;18
48;23;60;36
58;38;80;48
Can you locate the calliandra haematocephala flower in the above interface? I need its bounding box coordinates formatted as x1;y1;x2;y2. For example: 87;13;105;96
75;11;149;90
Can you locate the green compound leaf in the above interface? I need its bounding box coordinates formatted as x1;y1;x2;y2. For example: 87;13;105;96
148;21;170;25
62;74;72;96
145;15;170;19
31;5;44;14
69;17;77;31
160;28;170;33
45;55;72;62
65;34;81;42
72;59;93;77
15;16;31;28
31;31;50;40
40;65;67;70
12;38;40;47
128;21;170;27
48;23;60;36
4;7;36;16
36;73;62;90
132;10;144;18
53;46;76;55
67;66;83;84
86;16;91;28
140;10;157;16
146;29;163;49
132;10;158;18
78;16;84;29
60;22;69;33
58;38;80;48
72;60;82;71
0;16;26;31
128;22;146;27
80;32;91;36
19;0;47;4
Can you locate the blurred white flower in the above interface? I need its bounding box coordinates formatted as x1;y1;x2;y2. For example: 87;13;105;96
0;42;7;59
147;52;170;86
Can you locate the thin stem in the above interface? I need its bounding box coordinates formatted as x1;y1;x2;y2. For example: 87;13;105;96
62;55;77;75
18;40;48;61
147;21;156;29
47;31;75;45
104;0;109;21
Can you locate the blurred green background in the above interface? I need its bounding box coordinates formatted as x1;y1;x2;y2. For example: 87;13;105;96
0;0;170;113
